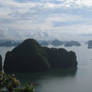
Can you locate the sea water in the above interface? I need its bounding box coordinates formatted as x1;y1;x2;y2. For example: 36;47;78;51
1;44;92;92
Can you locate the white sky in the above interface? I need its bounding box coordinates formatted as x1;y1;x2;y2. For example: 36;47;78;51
0;0;92;40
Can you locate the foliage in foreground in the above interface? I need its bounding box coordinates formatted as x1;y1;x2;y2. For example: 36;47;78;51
0;72;34;92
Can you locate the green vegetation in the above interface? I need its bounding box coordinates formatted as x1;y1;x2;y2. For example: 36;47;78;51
15;83;34;92
0;72;34;92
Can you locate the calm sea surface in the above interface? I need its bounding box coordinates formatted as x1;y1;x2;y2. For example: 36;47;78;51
1;43;92;92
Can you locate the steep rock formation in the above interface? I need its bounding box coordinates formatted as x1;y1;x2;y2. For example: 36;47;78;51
44;47;77;68
4;39;50;73
4;39;77;73
0;55;2;71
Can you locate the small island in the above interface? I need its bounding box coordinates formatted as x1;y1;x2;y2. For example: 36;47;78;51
64;41;81;47
0;55;2;71
4;39;78;73
88;40;92;49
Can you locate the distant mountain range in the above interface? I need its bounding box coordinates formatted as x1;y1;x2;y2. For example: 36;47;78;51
0;39;81;47
0;40;21;47
39;39;81;47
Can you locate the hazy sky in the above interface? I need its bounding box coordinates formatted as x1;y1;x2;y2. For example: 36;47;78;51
0;0;92;40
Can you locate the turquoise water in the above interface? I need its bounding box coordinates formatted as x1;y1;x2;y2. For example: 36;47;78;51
1;44;92;92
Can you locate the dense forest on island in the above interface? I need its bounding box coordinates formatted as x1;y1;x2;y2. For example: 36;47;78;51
3;39;77;73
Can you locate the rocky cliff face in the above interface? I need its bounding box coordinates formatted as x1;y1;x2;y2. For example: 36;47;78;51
44;47;77;68
4;39;77;73
0;55;2;71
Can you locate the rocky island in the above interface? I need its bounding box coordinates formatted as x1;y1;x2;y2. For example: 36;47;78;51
4;39;77;73
64;41;81;47
88;40;92;49
0;55;2;71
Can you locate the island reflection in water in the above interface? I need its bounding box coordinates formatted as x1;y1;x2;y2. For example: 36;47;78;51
15;68;77;82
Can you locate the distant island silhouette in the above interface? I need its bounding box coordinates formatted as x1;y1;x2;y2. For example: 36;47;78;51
3;39;78;73
88;40;92;49
39;39;81;47
0;39;81;47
